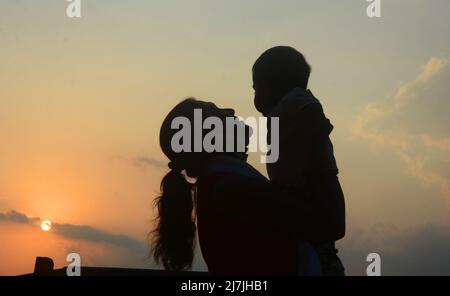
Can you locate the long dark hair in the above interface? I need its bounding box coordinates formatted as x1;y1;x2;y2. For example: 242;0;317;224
150;98;246;271
151;168;197;271
150;98;206;271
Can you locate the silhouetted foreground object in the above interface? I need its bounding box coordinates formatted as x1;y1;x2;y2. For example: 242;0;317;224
34;257;54;276
26;257;207;276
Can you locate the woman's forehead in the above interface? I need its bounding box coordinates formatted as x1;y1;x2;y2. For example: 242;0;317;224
198;101;220;110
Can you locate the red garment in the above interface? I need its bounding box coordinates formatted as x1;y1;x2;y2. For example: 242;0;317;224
196;172;298;276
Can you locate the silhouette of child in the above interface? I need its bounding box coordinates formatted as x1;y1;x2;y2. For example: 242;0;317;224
252;46;346;275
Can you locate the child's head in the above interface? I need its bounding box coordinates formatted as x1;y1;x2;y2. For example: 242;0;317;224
252;46;311;115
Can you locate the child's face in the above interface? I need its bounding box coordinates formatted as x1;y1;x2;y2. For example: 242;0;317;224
253;77;277;117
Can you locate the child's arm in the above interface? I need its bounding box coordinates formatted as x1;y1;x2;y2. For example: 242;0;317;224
210;174;345;244
281;98;339;176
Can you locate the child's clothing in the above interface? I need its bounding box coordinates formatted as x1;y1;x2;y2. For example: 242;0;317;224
267;87;345;276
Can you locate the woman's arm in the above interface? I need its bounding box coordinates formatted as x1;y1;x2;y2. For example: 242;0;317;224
210;173;345;244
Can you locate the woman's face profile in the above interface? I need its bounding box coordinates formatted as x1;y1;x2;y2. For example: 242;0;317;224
197;101;235;118
160;99;252;168
197;101;252;152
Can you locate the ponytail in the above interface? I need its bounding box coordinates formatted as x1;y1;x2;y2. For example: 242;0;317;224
151;168;197;271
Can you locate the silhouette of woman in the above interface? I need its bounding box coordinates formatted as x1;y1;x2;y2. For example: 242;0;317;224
151;98;344;275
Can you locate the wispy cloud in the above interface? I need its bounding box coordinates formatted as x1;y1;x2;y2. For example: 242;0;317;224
51;223;146;250
0;210;146;251
110;155;167;169
131;157;167;169
352;56;450;203
0;210;40;224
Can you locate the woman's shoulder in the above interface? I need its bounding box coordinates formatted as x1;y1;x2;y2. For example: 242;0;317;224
197;172;273;215
198;172;269;197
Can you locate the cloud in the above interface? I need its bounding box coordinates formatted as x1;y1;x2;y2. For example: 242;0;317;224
131;157;167;169
340;224;450;275
0;210;146;251
0;210;40;224
352;56;450;203
110;155;167;169
51;223;146;251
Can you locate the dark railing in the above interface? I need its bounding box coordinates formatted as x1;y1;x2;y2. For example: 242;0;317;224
25;257;207;276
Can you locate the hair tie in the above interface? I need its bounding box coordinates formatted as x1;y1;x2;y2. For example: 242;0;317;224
168;162;182;172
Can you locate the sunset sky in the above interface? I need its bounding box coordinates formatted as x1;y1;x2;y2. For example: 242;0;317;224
1;0;450;275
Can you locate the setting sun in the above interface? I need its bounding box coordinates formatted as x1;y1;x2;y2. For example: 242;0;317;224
40;220;52;232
